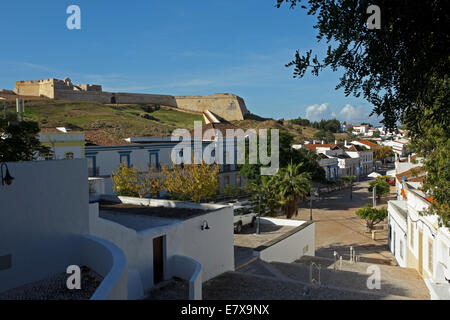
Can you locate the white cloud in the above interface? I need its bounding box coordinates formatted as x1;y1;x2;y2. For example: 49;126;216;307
305;103;337;121
338;104;371;123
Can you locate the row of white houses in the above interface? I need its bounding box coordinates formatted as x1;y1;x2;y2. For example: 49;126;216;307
295;140;375;181
388;159;450;299
38;127;246;195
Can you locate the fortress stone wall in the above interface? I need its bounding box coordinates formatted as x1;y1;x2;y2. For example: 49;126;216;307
175;94;248;121
13;78;248;121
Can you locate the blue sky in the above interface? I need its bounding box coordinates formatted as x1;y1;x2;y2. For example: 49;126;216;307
0;0;381;124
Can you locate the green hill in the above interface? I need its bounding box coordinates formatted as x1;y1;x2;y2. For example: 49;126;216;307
3;99;349;143
5;100;204;138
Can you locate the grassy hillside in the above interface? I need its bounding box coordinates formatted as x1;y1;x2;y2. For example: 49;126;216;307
3;98;349;143
5;100;204;138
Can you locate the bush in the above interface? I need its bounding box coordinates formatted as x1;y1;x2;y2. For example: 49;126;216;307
356;204;388;232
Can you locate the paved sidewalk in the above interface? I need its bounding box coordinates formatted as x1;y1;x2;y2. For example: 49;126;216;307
288;180;396;264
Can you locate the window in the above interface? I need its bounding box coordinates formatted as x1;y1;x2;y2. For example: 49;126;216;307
64;152;74;159
86;155;98;177
119;152;131;167
149;152;159;169
428;239;434;273
236;174;241;187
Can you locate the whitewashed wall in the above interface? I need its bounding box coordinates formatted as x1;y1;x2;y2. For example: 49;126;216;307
255;218;315;263
0;160;89;293
388;201;408;267
88;201;234;297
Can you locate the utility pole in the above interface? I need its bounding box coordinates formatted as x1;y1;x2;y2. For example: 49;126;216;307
350;179;353;200
373;185;377;208
256;193;261;234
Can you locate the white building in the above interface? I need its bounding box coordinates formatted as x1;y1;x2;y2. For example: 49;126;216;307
388;162;450;299
381;139;410;157
39;128;85;160
0;159;236;300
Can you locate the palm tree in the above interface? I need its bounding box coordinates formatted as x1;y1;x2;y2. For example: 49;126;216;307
273;163;311;219
249;176;278;217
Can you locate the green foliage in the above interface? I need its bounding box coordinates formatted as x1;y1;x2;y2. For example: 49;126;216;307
272;163;311;219
313;129;335;143
249;163;311;219
356;204;388;232
372;145;393;163
239;130;326;185
111;164;162;198
368;180;391;200
409;124;450;227
161;159;219;203
276;0;449;225
291;117;310;126
0;120;51;162
221;184;247;198
248;176;281;217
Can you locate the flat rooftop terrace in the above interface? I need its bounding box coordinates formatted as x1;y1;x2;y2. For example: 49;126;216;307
99;201;209;220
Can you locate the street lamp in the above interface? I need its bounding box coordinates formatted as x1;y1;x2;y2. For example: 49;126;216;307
1;163;14;186
256;193;261;234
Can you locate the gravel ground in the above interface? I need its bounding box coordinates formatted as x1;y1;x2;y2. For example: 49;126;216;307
145;278;189;300
202;271;406;300
0;266;103;300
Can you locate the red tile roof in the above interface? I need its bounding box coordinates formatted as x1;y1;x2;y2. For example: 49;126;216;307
396;166;426;182
357;140;378;147
84;129;131;146
304;144;334;151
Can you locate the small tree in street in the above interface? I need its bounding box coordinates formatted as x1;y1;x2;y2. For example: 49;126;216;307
368;180;391;200
272;163;311;219
356;205;388;232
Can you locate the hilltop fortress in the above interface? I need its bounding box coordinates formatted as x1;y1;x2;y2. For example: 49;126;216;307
13;77;249;121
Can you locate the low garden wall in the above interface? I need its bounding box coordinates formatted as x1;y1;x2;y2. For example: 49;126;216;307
255;218;315;263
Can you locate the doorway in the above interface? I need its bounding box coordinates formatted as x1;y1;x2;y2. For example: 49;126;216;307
153;236;164;284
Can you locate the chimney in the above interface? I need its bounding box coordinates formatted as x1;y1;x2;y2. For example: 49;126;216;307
344;140;348;147
408;154;411;163
321;140;324;145
335;140;337;145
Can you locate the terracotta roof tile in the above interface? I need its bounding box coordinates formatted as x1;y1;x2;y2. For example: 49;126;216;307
357;140;378;147
304;144;334;151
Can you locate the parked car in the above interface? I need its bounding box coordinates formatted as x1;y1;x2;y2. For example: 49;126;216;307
387;177;396;186
233;205;256;233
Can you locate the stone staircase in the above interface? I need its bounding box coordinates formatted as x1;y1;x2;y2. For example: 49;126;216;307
235;256;429;300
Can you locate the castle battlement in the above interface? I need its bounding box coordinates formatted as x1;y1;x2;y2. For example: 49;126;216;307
13;77;249;121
